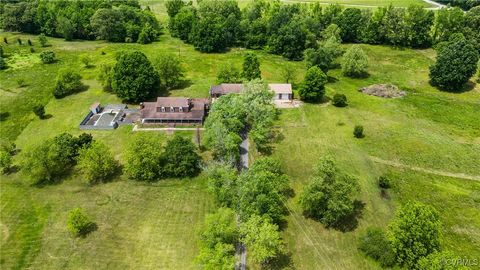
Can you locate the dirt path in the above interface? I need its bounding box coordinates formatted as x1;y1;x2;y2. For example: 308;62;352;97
370;156;480;181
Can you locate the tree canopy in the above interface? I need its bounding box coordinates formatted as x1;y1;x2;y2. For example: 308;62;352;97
298;66;328;102
112;51;159;102
242;52;261;81
342;45;368;78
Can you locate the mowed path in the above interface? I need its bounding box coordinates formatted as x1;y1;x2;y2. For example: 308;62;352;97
370;156;480;181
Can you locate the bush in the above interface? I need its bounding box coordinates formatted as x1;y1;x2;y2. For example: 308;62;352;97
124;133;163;181
153;53;184;89
30;47;35;53
0;150;12;174
332;93;348;107
358;227;396;267
3;37;7;44
353;125;364;138
32;105;45;119
216;64;241;84
67;208;94;236
17;38;22;45
77;141;118;185
40;51;55;64
342;45;368;77
81;56;92;68
378;175;391;189
298;66;328;102
242;52;261;81
28;39;32;46
53;69;83;98
0;56;7;70
38;34;48;47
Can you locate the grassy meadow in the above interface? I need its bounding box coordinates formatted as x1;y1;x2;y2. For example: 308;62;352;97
1;0;480;269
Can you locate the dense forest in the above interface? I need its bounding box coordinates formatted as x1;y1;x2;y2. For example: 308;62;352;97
0;0;161;43
166;0;480;59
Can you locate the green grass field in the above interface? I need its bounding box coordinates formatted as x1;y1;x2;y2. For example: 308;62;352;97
1;0;479;268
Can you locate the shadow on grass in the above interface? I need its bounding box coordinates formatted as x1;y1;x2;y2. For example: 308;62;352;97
263;251;295;270
77;222;98;238
41;114;53;120
0;111;10;121
433;81;476;94
331;200;365;232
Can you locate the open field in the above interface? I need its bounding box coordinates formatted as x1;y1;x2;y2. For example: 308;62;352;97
1;0;480;268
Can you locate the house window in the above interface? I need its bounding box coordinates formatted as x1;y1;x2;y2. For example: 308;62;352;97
279;94;282;100
161;107;165;112
170;106;175;112
179;107;183;112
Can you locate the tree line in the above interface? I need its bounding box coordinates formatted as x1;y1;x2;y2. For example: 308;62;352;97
166;0;480;59
0;0;161;43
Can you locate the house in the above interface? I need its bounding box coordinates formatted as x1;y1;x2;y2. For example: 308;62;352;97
140;97;209;124
209;83;293;102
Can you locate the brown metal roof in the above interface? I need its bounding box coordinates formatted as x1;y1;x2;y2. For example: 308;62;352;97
141;98;208;121
155;97;190;108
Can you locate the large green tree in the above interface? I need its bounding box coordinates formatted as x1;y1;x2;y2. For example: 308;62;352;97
153;53;184;89
206;162;238;207
335;8;365;42
77;141;118;185
112;51;159;102
240;215;284;264
429;33;479;91
299;156;360;227
124;133;163;181
161;135;201;178
388;201;442;268
298;66;327;102
53;69;83;98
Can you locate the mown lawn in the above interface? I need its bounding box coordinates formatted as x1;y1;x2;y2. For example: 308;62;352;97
1;2;479;269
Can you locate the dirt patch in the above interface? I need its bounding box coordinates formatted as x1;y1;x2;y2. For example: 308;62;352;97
359;84;406;98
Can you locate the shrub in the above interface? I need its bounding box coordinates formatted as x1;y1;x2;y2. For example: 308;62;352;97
342;45;368;77
28;39;32;46
242;52;261;81
378;175;391;189
298;66;328;102
32;105;45;119
358;227;396;267
97;63;113;91
40;51;55;64
0;150;12;174
77;141;118;185
153;53;184;89
38;34;48;47
53;69;83;98
67;208;94;236
216;64;241;84
30;47;35;53
17;38;22;45
353;125;364;138
124;133;163;181
332;93;348;107
3;37;7;44
81;56;92;68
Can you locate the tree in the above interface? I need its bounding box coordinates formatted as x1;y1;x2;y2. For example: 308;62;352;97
169;6;197;42
268;17;308;60
137;23;157;44
305;45;335;74
358;227;396;267
77;141;118;185
298;66;328;102
32;104;45;119
161;135;201;178
0;150;12;174
216;64;241;83
124;133;163;181
90;8;126;42
67;208;94;236
405;5;434;48
384;6;409;46
97;63;113;91
388;201;442;268
240;215;283;264
38;33;48;47
335;8;365;42
429;33;479;91
200;207;238;248
40;51;55;64
242;52;261;81
196;243;236;270
342;45;368;78
56;16;74;41
206;162;238;207
112;51;159;102
299;156;360;227
322;23;342;42
153;53;184;89
165;0;186;18
238;157;290;224
53;69;83;98
332;93;348;107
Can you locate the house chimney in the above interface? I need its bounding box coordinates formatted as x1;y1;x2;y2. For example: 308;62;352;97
139;102;144;109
